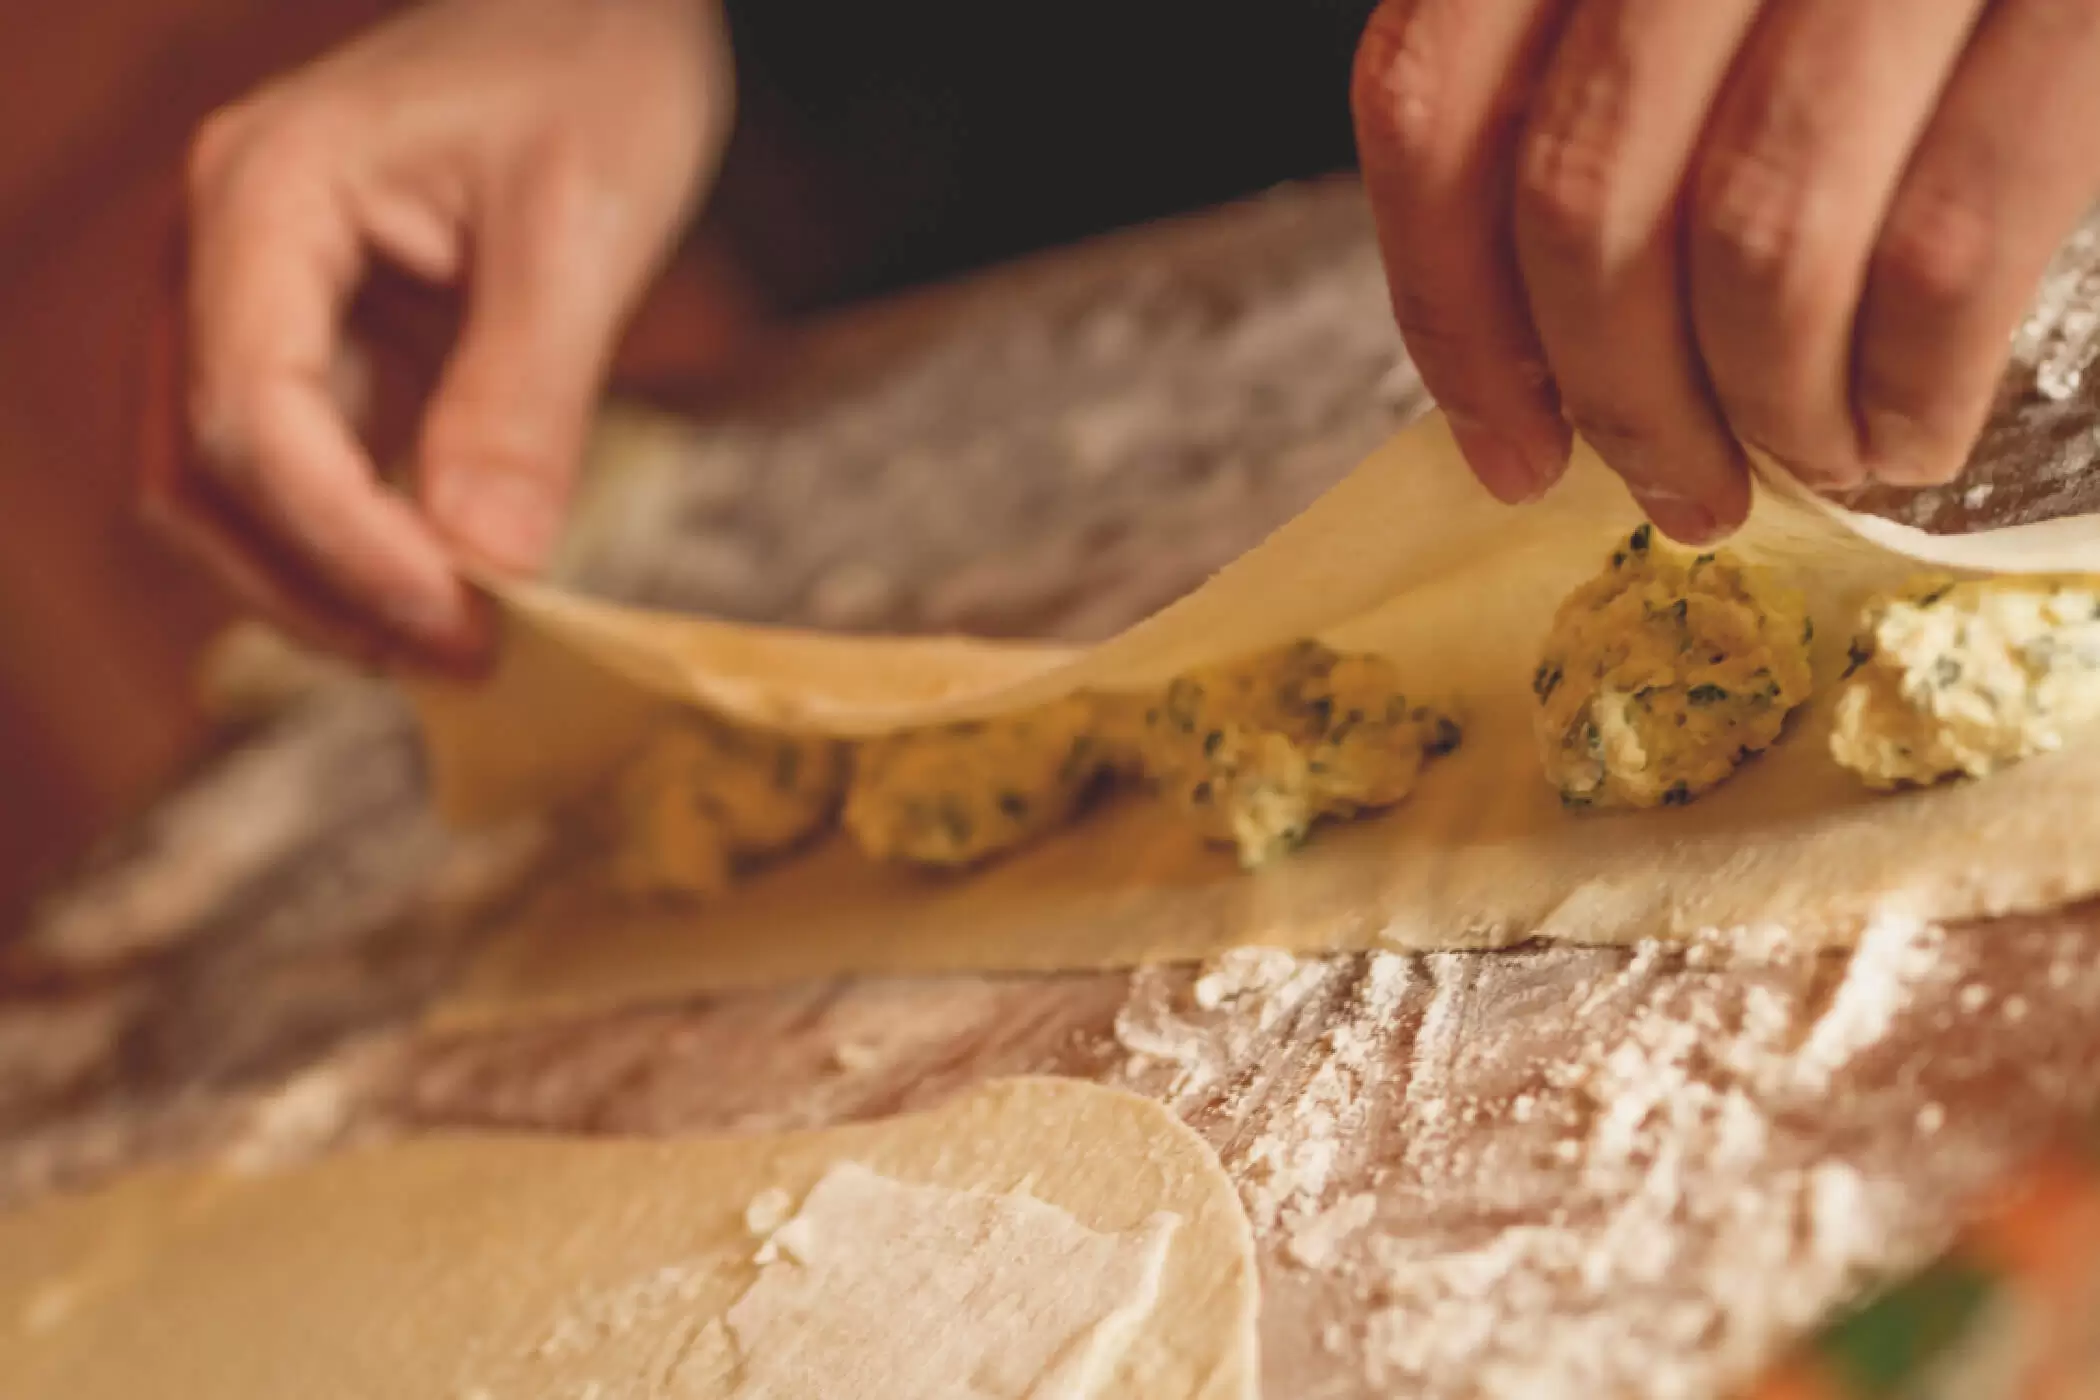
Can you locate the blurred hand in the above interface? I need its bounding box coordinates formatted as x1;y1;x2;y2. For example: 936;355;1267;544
145;0;733;670
1351;1;2100;542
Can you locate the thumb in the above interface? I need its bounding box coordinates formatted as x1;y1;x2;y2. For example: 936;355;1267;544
420;168;648;576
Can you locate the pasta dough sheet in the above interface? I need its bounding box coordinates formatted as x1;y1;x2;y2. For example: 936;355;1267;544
0;1078;1258;1400
415;414;2100;1031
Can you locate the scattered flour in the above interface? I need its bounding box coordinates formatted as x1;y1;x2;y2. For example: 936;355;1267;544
1109;914;2022;1399
1788;915;1945;1090
1192;948;1303;1011
1111;951;1334;1103
742;1186;794;1237
1284;1192;1378;1271
1238;955;1410;1240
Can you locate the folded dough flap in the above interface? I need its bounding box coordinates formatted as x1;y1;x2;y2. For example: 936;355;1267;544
410;412;2100;826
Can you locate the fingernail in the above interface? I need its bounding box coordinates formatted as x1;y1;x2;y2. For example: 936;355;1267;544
382;583;472;642
428;466;561;575
379;586;496;678
1632;488;1720;545
1859;407;1959;488
1449;417;1562;504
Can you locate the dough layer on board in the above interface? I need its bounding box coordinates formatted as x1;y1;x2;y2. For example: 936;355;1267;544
418;413;2100;1031
698;1161;1179;1397
0;1078;1258;1400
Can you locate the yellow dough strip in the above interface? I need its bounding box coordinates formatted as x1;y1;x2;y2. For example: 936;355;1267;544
413;414;2100;1029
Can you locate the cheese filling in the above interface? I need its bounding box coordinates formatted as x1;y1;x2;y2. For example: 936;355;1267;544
1831;574;2100;788
1138;640;1460;868
609;715;846;898
842;697;1124;867
1535;525;1814;810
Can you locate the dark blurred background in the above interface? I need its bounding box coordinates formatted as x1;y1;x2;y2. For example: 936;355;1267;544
0;0;1377;917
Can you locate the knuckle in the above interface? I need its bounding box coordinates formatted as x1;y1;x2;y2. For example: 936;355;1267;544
1871;173;1995;315
1691;127;1857;352
1515;112;1624;268
185;103;255;202
1692;137;1813;289
1352;0;1459;185
514;129;621;245
190;98;342;213
1515;0;1673;274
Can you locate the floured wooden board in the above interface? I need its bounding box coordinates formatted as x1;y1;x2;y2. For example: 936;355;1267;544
0;1077;1258;1400
13;179;2100;1400
420;412;2100;1030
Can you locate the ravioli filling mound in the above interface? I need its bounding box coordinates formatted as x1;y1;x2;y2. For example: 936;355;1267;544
1139;640;1461;868
610;714;846;898
1535;525;1814;810
842;697;1124;867
1831;574;2100;789
605;642;1454;887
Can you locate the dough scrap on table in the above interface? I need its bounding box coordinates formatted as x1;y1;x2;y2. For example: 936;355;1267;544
0;1078;1259;1400
1534;525;1814;810
694;1161;1180;1398
1138;639;1459;867
1832;574;2100;789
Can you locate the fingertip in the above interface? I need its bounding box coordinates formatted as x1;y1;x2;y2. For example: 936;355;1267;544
375;571;500;677
1614;449;1747;545
391;611;499;683
425;462;565;578
1629;488;1725;546
1741;435;1868;497
1858;406;1969;489
438;583;502;680
1448;413;1572;505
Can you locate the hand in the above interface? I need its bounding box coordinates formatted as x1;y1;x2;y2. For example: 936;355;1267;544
1351;1;2100;542
145;0;734;670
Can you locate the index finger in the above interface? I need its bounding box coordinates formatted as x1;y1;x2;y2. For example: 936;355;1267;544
140;276;394;669
184;140;489;667
1352;0;1573;504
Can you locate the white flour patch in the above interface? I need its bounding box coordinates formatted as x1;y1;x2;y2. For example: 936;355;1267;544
1109;913;2074;1399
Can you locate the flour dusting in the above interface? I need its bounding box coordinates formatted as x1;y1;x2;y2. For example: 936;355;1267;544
1113;912;2083;1399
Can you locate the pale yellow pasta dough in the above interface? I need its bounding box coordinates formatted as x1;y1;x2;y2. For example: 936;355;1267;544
0;1079;1258;1400
410;414;2100;1031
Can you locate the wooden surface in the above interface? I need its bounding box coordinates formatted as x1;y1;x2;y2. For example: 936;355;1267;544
8;179;2100;1398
